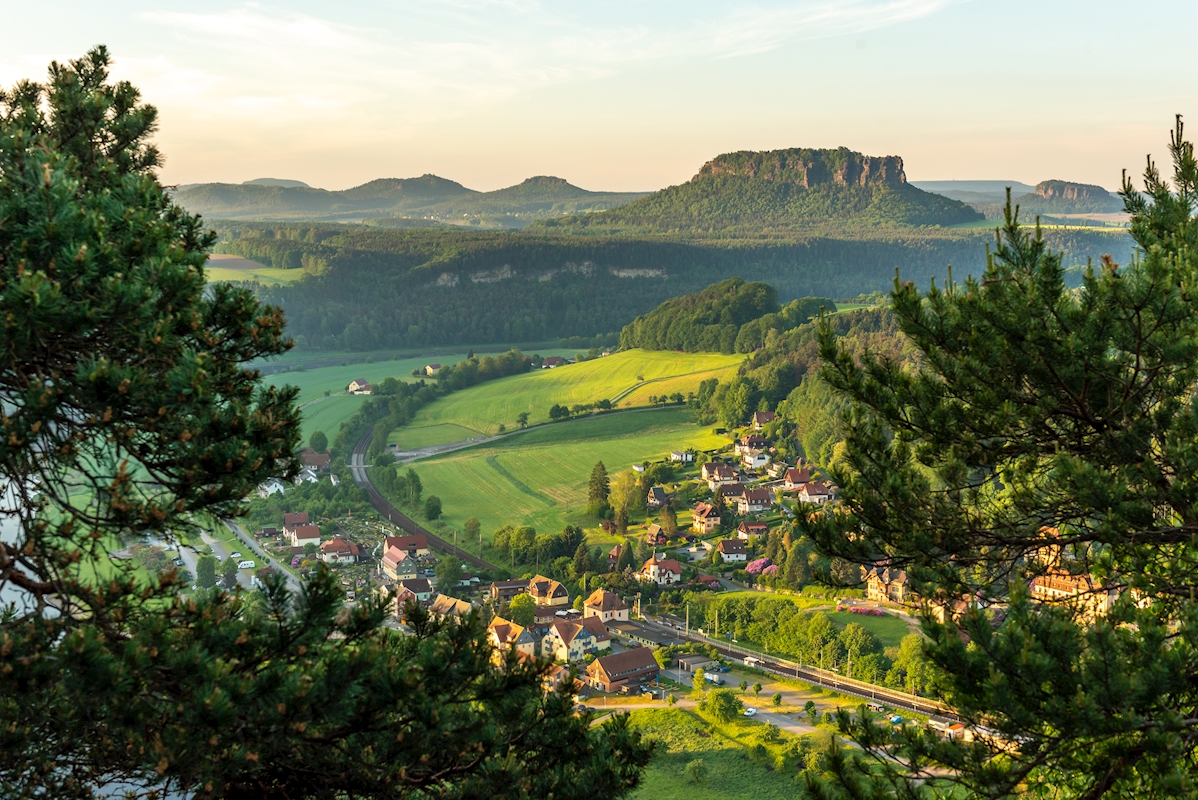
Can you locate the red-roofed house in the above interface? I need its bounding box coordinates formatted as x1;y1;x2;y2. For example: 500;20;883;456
381;546;418;581
584;589;629;623
639;555;683;585
585;648;660;693
691;502;721;534
736;488;772;515
799;481;833;504
288;524;321;548
702;462;738;490
488;617;537;661
542;356;565;368
384;534;430;559
752;410;776;430
283;511;310;527
784;468;812;491
319;536;361;564
542;619;600;662
737;521;768;540
298;448;331;472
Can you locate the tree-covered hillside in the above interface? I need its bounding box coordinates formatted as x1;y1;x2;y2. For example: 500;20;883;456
535;147;983;233
215;222;1133;351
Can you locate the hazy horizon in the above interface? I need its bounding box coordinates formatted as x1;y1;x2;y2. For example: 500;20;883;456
5;0;1195;193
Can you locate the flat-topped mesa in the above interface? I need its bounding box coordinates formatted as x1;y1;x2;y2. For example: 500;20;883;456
1032;180;1112;203
696;147;907;189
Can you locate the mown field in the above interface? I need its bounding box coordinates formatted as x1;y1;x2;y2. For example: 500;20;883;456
406;349;744;437
388;423;486;449
205;254;305;285
626;708;806;800
618;364;741;407
410;408;727;539
824;610;913;649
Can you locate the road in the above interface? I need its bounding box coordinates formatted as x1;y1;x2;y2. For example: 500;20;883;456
349;428;499;572
220;519;303;594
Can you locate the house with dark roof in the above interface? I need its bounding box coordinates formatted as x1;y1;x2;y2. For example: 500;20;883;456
399;577;433;602
752;410;776;429
702;461;738;490
528;574;569;607
585;647;660;693
541;619;599;663
736;488;772;515
737;521;768;540
283;511;310;527
784;468;812;491
691;502;721;534
645;524;669;546
799;480;833;504
347;378;371;393
298;448;331;472
646;486;670;509
489;578;530;603
424;364;442;376
542;356;565;368
717;538;748;563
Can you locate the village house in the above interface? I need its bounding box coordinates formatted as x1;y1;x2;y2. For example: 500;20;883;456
702;461;739;490
319;536;361;565
864;566;912;604
607;544;623;571
691;502;721;534
784;467;813;491
799;480;833;504
580;616;612;652
541;619;600;663
541;356;565;368
737;521;769;541
489;578;530;603
646;486;670;509
389;583;419;618
429;594;473;620
528;574;570;608
384;534;430;559
424;364;442;376
766;461;789;478
293;467;320;486
298;448;331;472
584;588;630;623
737;488;773;515
741;449;771;470
585;647;660;693
645;524;669;546
381;545;419;582
735;434;769;455
399;577;433;603
283;511;310;528
639;555;683;585
288;524;321;548
1030;569;1119;622
670;450;694;463
347;378;373;395
752;410;776;430
718;483;746;503
488;617;537;661
257;479;287;499
717;538;748;563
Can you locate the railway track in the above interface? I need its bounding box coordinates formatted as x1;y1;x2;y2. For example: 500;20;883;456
350;429;498;572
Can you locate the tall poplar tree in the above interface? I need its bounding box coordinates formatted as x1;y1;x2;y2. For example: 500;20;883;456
0;48;651;800
803;118;1198;798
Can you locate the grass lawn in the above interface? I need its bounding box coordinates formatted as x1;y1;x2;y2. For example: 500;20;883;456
618;364;742;407
410;409;726;540
626;708;805;800
405;350;744;436
296;393;368;444
717;591;823;610
824;611;913;648
387;423;486;449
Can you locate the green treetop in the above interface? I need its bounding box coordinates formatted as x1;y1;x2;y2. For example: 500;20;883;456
802;118;1198;798
0;48;651;800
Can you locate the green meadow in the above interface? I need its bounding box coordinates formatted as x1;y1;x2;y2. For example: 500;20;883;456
409;408;726;539
406;349;744;437
823;610;914;649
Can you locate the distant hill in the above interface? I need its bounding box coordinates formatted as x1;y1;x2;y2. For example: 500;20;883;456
244;178;310;188
535;147;983;233
915;179;1123;218
172;174;648;225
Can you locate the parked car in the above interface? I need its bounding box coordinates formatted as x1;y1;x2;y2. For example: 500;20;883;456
744;708;757;717
704;672;725;686
889;715;903;725
172;558;184;567
229;551;242;558
237;560;255;569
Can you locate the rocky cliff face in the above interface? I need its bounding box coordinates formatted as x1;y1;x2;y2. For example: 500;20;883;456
696;147;907;189
1033;180;1113;203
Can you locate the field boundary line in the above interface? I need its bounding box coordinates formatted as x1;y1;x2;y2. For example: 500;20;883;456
484;455;557;507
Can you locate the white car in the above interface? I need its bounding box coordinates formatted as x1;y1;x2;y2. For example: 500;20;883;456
237;560;255;569
744;708;757;717
229;551;242;559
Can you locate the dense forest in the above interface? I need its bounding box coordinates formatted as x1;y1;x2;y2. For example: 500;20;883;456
216;222;1132;351
618;277;835;354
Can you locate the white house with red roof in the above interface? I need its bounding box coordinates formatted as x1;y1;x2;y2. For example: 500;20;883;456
639;555;683;585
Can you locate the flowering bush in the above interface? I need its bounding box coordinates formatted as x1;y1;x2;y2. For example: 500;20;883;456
836;605;885;616
762;564;778;576
745;558;772;575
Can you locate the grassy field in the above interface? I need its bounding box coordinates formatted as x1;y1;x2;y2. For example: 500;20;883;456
205;255;306;285
406;350;744;437
295;394;368;444
626;708;805;800
618;364;742;407
388;423;486;449
410;408;726;539
824;611;914;648
263;356;467;407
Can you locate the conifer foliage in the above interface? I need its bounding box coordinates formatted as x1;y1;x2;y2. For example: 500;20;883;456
803;118;1198;798
0;49;651;799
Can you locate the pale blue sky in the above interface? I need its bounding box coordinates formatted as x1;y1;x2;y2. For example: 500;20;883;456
3;1;1193;192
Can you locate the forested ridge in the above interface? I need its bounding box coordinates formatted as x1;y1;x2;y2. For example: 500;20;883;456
216;221;1132;351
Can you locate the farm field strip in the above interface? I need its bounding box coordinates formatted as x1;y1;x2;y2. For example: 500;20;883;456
387;423;486;449
410;409;727;538
617;365;741;406
407;350;744;435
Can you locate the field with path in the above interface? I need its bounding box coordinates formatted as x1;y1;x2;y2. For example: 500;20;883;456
205;254;306;285
406;349;744;437
824;610;914;648
410;408;727;539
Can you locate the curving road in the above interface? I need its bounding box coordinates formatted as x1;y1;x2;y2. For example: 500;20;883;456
349;428;499;572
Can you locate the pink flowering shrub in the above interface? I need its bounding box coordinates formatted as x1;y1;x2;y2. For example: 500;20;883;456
746;558;772;575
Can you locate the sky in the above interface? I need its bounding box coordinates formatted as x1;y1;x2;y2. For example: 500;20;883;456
2;0;1195;192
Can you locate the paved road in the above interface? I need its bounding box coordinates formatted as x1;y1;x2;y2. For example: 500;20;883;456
220;519;303;594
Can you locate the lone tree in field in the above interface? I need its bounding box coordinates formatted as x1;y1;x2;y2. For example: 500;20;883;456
588;460;611;515
0;48;651;800
309;429;328;453
803;118;1198;798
